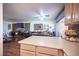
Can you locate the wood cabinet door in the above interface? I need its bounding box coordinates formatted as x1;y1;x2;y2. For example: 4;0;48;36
73;3;79;22
20;44;35;52
65;3;73;25
20;50;35;56
36;46;58;56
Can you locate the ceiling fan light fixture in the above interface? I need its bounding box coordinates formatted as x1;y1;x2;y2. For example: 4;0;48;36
40;17;44;21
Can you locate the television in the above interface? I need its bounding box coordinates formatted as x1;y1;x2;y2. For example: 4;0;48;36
16;23;24;28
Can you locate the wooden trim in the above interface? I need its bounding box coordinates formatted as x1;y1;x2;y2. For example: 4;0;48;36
36;52;55;56
21;49;35;52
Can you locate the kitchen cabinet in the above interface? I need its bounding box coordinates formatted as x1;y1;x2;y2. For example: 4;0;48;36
65;3;73;25
20;44;35;56
20;44;64;56
20;50;35;56
20;44;35;52
65;3;79;25
36;46;59;56
18;36;64;56
73;4;79;22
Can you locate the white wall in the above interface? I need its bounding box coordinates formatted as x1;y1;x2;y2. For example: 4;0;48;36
0;3;3;56
26;20;55;32
3;21;13;37
55;17;66;37
12;20;55;32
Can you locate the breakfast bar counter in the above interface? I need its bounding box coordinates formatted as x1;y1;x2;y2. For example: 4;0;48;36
18;36;79;56
18;36;64;56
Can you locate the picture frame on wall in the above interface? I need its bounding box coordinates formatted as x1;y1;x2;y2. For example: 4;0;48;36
34;24;43;30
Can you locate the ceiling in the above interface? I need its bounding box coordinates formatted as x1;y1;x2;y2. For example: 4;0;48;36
3;3;64;22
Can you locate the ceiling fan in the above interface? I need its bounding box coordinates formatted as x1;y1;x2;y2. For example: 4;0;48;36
30;10;50;20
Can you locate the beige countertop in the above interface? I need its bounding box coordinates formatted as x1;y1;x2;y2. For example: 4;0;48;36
18;36;63;49
18;36;79;56
63;39;79;56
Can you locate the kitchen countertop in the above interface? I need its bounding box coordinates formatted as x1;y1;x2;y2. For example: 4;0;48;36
18;36;79;56
63;39;79;56
18;36;63;49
